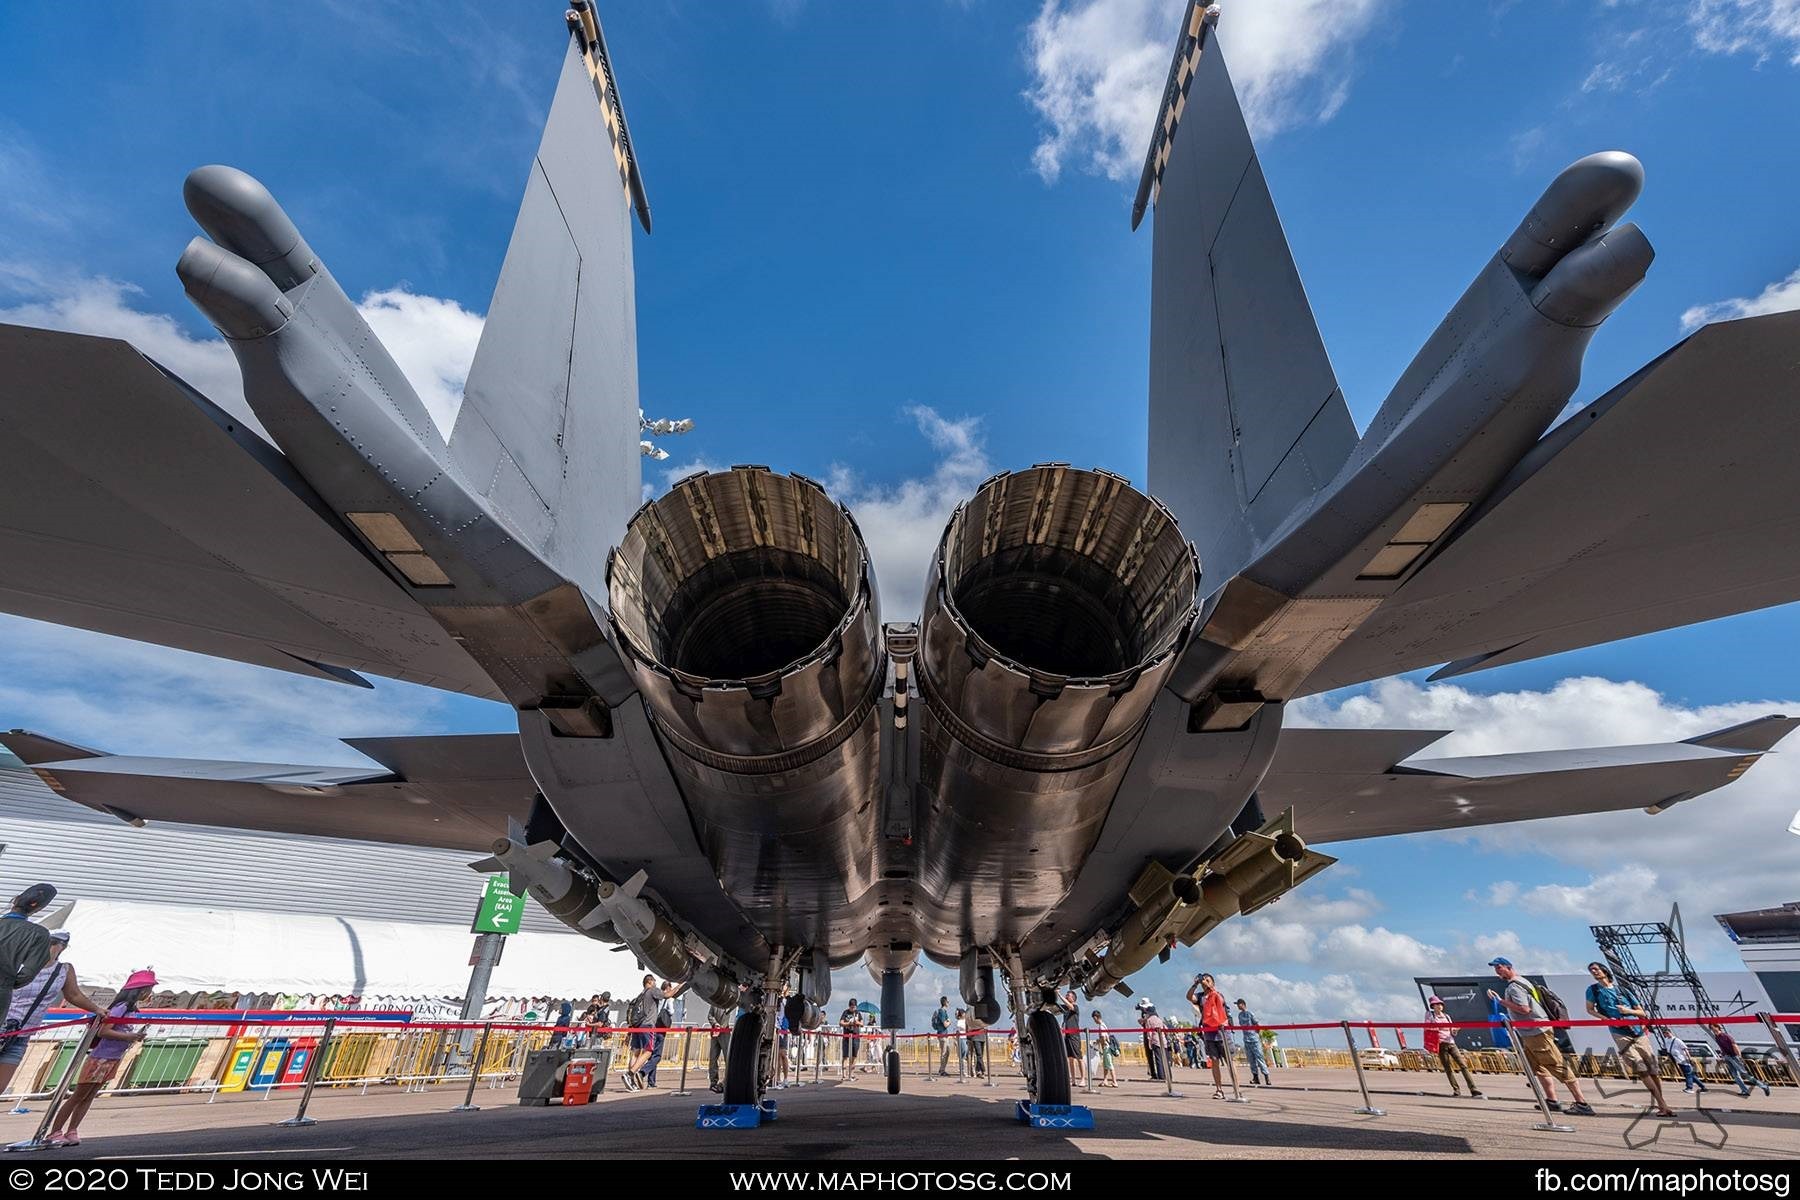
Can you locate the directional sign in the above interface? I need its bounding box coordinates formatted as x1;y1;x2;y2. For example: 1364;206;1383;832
472;874;524;935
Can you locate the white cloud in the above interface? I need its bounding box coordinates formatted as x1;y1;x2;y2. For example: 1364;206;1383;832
1318;924;1453;975
0;265;484;442
1679;265;1800;332
829;406;994;620
1689;0;1800;65
357;288;483;439
1023;0;1384;184
1510;865;1661;921
1294;675;1800;961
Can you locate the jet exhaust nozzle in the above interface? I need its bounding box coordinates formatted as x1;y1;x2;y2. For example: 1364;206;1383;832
183;165;319;290
1529;222;1654;327
176;238;293;339
607;466;883;769
919;464;1197;768
1500;150;1644;279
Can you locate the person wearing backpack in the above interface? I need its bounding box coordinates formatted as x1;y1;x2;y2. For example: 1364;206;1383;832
1487;957;1595;1116
1583;962;1676;1116
932;996;952;1075
625;974;673;1089
1;931;102;1098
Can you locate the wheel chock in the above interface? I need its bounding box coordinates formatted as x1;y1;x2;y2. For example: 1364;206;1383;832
696;1099;778;1129
1014;1101;1094;1129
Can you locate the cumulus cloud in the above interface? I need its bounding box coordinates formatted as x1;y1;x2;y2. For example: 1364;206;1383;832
0;265;485;442
828;406;994;619
357;288;484;438
1679;265;1800;332
1295;675;1800;959
1023;0;1384;183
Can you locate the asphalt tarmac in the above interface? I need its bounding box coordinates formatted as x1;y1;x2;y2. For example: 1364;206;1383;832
12;1067;1795;1160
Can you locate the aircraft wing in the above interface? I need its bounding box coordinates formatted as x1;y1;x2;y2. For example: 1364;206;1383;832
0;325;501;699
1263;717;1798;843
1299;310;1800;695
1;730;531;853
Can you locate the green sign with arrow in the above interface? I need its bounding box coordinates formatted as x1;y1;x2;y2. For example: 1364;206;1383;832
472;874;524;935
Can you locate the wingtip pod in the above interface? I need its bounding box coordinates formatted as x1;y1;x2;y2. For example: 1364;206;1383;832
182;166;318;290
176;236;293;339
1501;151;1645;278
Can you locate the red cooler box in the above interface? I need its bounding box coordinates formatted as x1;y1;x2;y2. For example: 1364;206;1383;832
562;1059;596;1106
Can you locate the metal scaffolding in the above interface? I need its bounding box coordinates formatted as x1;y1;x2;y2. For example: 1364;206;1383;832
1590;903;1719;1027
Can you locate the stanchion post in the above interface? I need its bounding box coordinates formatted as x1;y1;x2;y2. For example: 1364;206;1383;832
1342;1021;1386;1116
673;1025;694;1097
1079;1027;1091;1094
1502;1012;1573;1133
277;1019;334;1128
8;1016;100;1152
1223;1027;1250;1104
452;1023;493;1112
1758;1013;1799;1088
1162;1030;1184;1099
983;1030;996;1089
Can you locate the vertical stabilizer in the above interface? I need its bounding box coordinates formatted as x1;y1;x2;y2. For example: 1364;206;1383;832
450;4;648;601
1140;3;1356;582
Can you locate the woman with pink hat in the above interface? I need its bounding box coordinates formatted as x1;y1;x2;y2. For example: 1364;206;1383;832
44;968;156;1148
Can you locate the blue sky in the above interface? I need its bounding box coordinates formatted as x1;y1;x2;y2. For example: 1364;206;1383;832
2;0;1798;1029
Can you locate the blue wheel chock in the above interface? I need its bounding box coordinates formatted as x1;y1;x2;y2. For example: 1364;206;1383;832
1015;1100;1094;1129
696;1099;778;1129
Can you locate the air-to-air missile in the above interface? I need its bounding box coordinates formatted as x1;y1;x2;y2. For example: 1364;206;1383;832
1083;808;1335;998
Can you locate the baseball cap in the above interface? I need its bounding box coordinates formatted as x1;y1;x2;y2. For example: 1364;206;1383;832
1486;957;1513;968
12;883;56;913
49;930;71;944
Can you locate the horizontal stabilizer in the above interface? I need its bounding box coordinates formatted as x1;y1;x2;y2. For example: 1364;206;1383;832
1263;721;1794;843
1301;310;1800;694
0;730;533;853
0;325;499;699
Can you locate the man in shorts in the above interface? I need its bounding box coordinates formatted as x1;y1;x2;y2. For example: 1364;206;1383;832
1186;972;1237;1098
1059;989;1083;1087
1584;962;1675;1116
1488;957;1595;1116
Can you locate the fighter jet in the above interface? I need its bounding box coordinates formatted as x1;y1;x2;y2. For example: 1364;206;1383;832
3;1;1798;1114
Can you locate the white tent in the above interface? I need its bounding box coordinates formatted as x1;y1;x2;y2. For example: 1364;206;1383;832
47;898;645;1001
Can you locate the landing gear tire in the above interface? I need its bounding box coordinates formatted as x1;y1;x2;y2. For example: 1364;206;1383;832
724;1010;764;1107
1026;1010;1071;1108
886;1048;901;1094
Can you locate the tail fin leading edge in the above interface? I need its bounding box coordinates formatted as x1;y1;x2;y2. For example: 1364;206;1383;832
450;6;647;601
1141;3;1356;582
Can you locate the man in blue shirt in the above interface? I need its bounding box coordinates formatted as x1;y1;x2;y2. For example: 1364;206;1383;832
1234;998;1271;1086
932;997;953;1075
1583;961;1675;1117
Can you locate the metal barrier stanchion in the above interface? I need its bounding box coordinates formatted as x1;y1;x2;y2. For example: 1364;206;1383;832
1342;1021;1386;1116
673;1025;694;1097
452;1023;493;1112
814;1032;823;1086
7;1016;98;1153
1223;1032;1250;1104
277;1019;334;1128
1502;1012;1573;1133
983;1031;996;1089
1758;1013;1799;1087
1162;1033;1184;1099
